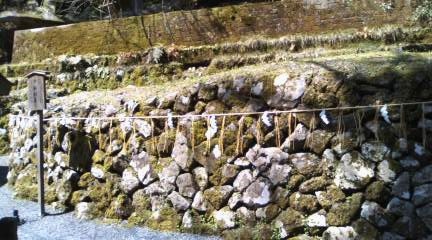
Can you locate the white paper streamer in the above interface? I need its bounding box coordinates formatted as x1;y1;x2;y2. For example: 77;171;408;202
167;112;174;129
205;115;218;140
320;110;330;125
213;144;222;159
261;111;272;127
380;105;391;124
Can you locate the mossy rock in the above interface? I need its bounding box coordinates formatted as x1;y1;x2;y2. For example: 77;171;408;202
146;207;181;232
71;190;90;206
77;172;96;189
105;194;133;220
365;180;391;205
352;218;379;240
128;210;153;226
315;185;346;210
273;208;305;237
287;174;305;191
327;193;363;226
92;150;106;165
181;211;218;235
13;164;38;201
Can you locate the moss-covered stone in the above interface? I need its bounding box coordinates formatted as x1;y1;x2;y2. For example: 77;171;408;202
71;190;90;206
289;192;319;214
327;193;363;226
287;174;305;191
352;218;379;240
315;185;346;209
365;180;391;204
146;206;181;232
273;208;305;237
105;194;133;220
92;149;106;165
77;172;96;189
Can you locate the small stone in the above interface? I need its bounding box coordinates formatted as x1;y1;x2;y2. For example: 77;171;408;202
121;168;140;194
289;152;322;177
322;226;358;240
327;193;363;226
331;132;361;155
352;218;379;240
158;161;180;186
192;167;208;191
203;186;233;210
75;202;95;220
236;207;256;225
221;164;239;185
90;165;105;179
386;197;414;217
182;210;193;229
228;192;242;210
264;164;292;185
168;191;191;211
255;204;280;222
271;187;290;209
361;141;390;162
299;176;328;193
246;145;289;171
315;185;346;210
360;201;394;228
176;173;197;198
212;207;235;229
377;159;399;183
242;178;271;208
380;232;405;240
412;165;432;186
130;152;157;186
306;210;328;227
198;84;218;101
391;172;411;200
233;157;251;167
281;124;308;153
273;208;305;238
233;169;254;192
392;215;428;239
287;174;305;190
307;130;335;154
399;156;420;170
191;191;207;212
322;149;338;172
289;192;319;213
412;183;432;206
416;203;432;231
171;132;193;171
365;181;391;204
334;151;375;190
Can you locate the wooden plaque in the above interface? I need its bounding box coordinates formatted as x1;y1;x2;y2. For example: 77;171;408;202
28;75;46;111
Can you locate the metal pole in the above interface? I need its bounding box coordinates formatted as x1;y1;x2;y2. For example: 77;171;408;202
36;110;45;217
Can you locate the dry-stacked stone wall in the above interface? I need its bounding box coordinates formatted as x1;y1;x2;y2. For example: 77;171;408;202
12;0;416;63
6;60;432;239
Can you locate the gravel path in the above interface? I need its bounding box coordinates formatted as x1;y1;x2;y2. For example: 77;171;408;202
0;156;220;240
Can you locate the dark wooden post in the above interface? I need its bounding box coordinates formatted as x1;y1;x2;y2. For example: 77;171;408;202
26;70;49;217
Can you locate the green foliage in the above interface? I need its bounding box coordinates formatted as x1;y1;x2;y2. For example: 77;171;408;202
413;0;432;24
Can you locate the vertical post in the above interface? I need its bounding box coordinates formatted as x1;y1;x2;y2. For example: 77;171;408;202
36;110;45;217
27;70;49;218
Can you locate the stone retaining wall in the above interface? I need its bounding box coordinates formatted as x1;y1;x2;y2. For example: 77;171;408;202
12;0;416;63
6;58;432;239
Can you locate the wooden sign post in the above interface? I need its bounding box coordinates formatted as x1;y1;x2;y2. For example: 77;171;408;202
26;70;49;217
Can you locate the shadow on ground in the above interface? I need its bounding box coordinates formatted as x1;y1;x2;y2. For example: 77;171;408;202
0;166;8;187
